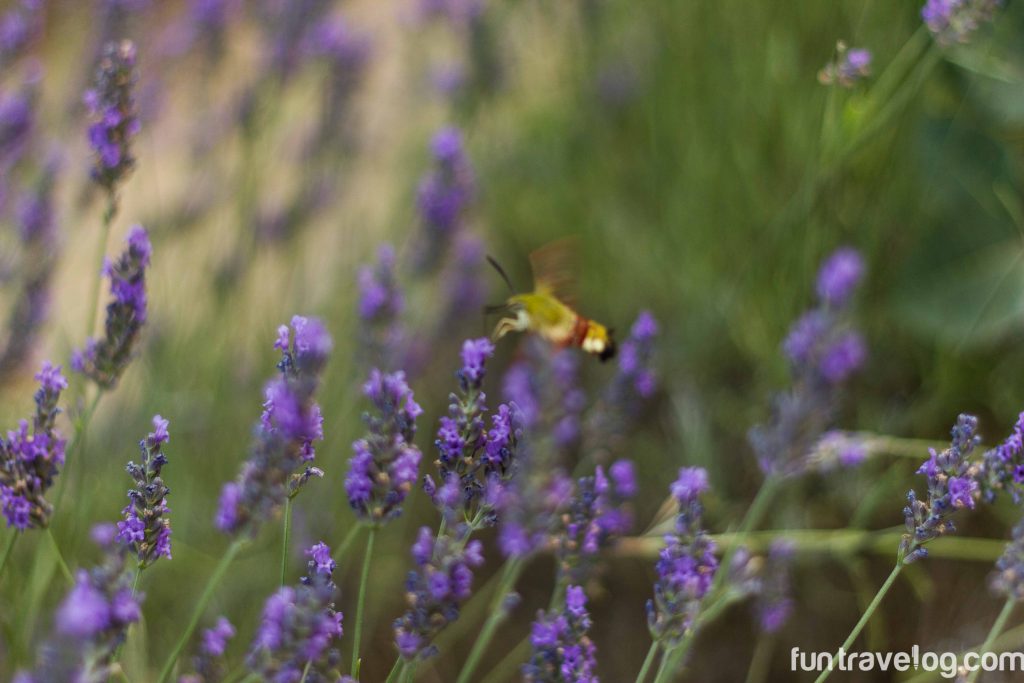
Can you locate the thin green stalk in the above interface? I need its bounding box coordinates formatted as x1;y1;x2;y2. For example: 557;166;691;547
709;477;781;596
385;658;403;683
281;497;293;587
636;641;660;683
45;528;74;584
113;568;144;662
455;557;525;683
298;660;312;683
744;635;775;683
813;563;903;683
966;598;1016;683
156;539;247;683
0;531;17;582
350;526;376;677
479;634;531;683
84;197;116;349
654;591;745;683
331;523;361;566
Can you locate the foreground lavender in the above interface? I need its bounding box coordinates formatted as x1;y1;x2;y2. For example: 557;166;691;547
0;362;68;530
523;585;598;682
117;415;172;568
72;226;152;389
16;525;141;683
216;316;331;536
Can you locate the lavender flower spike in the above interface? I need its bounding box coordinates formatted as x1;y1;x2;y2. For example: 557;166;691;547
901;414;981;563
647;467;718;648
393;527;485;661
976;412;1024;504
85;39;140;196
72;225;151;390
818;44;872;88
179;616;236;683
216;316;331;537
117;415;172;568
922;0;1002;45
16;525;142;682
247;542;344;681
522;585;599;683
346;369;423;523
414;126;475;271
357;244;405;370
0;361;68;531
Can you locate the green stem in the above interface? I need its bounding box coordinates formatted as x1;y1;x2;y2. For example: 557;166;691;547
298;660;312;683
385;659;403;683
351;526;376;677
331;523;361;566
0;531;17;583
636;641;660;683
281;497;293;587
113;568;144;662
455;557;525;683
813;563;903;683
966;598;1016;683
85;197;116;347
53;390;103;514
156;539;247;683
744;635;775;683
709;477;781;597
45;527;74;584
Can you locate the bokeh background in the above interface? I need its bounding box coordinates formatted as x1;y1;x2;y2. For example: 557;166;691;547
3;0;1024;681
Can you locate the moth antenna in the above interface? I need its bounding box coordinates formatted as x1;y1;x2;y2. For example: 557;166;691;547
486;255;516;294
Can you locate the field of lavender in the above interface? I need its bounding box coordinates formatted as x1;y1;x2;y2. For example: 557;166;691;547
2;1;1024;682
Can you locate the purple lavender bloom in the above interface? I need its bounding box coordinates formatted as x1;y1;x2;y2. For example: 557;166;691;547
18;527;141;681
414;126;475;272
393;528;484;661
72;226;150;390
0;84;34;170
117;415;172;568
0;159;59;380
922;0;1002;45
583;311;659;463
247;542;344;681
992;518;1024;601
202;617;235;657
216;317;331;537
0;361;68;531
750;248;867;477
255;0;332;81
975;413;1024;504
85;40;139;194
757;540;796;633
0;0;43;68
816;247;865;306
358;244;405;370
818;45;872;88
555;463;637;586
522;585;599;682
647;466;718;648
302;13;371;153
425;338;521;523
807;431;869;470
180;615;235;683
345;369;423;522
901;415;981;563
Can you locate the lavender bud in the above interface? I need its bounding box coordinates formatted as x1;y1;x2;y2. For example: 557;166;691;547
522;585;598;682
117;415;172;568
818;44;872;88
85;40;139;195
922;0;1002;45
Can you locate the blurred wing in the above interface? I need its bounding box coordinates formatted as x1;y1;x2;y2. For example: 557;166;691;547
528;237;580;306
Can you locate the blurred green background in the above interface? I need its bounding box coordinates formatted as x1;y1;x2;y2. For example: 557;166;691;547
3;0;1024;680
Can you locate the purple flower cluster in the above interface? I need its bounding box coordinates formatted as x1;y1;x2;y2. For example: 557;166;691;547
756;540;796;633
583;311;659;463
554;461;637;586
0;81;35;174
522;585;598;683
0;362;68;531
247;542;344;682
216;316;331;537
818;45;872;88
117;415;172;568
921;0;1002;45
303;14;371;153
423;338;522;523
901;414;981;563
85;40;140;194
180;616;236;683
345;369;423;523
17;526;141;683
750;247;866;477
393;527;484;661
647;467;719;648
992;519;1024;601
358;244;405;370
0;160;59;379
72;225;151;389
256;0;332;81
0;0;42;69
414;126;475;272
976;412;1024;504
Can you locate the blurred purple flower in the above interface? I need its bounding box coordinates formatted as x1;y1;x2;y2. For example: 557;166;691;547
523;585;598;682
85;40;139;194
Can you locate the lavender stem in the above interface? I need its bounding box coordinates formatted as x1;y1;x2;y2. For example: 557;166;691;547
350;525;376;677
966;598;1016;683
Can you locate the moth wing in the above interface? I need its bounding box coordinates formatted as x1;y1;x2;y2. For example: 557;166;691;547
528;236;580;307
